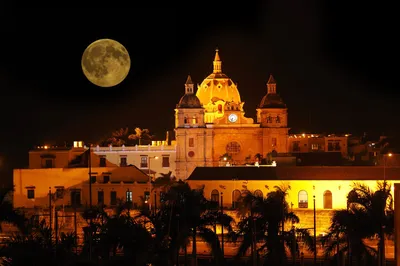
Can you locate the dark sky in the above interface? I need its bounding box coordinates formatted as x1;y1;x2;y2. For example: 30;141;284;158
0;5;398;183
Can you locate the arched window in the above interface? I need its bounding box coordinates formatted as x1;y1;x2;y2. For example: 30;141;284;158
218;104;222;112
298;190;308;208
211;189;219;204
192;116;197;124
232;189;241;209
184;117;188;124
254;189;263;198
323;190;333;209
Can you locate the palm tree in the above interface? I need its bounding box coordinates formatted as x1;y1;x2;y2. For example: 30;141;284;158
128;127;154;145
108;127;130;146
144;181;234;266
322;181;393;266
321;208;377;266
0;216;79;266
235;185;315;265
0;187;27;233
152;171;176;191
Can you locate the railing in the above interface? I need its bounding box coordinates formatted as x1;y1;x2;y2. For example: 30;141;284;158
94;144;177;152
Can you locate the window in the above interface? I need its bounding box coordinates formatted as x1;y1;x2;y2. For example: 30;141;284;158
311;144;319;150
192;116;197;124
254;190;263;198
103;175;110;184
189;138;194;147
184;117;188;124
98;191;104;205
70;190;81;207
45;159;53;168
323;190;332;209
211;189;219;204
140;156;148;168
232;189;241;209
271;138;277;147
126;190;133;202
293;141;300;152
55;187;64;199
27;189;35;199
110;191;117;205
162;156;170;167
120;156;127;167
90;176;96;183
99;156;106;167
226;142;241;154
328;141;341;151
298;190;308;208
276;115;281;123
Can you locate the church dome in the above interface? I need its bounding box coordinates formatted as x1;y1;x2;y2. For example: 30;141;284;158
196;49;241;105
177;94;202;108
176;75;202;108
258;74;286;108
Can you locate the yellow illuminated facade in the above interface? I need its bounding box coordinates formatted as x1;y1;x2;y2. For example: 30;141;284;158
175;49;289;180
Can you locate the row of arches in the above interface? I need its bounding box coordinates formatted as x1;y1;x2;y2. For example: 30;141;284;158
210;189;333;209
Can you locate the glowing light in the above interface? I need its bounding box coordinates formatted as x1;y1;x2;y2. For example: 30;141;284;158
223;157;227;161
388;153;393;157
154;156;159;160
44;146;48;149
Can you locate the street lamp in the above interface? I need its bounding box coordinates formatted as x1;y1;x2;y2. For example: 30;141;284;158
148;156;159;180
380;152;393;266
313;195;317;266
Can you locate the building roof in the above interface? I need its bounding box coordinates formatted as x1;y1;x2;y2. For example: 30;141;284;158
187;166;400;181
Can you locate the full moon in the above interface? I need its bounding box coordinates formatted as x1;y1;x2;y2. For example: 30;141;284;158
81;39;130;87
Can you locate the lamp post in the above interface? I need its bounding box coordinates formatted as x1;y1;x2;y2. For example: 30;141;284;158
380;152;393;266
148;156;159;180
313;195;317;266
220;191;224;262
87;144;93;261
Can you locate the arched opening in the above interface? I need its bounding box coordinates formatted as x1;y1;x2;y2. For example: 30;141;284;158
254;189;263;198
211;189;219;204
218;104;222;112
232;189;241;209
323;190;333;209
298;190;308;208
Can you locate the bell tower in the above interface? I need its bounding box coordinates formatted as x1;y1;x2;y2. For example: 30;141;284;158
174;75;206;180
256;74;289;154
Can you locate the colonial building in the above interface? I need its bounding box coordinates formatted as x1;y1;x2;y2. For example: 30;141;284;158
174;49;289;180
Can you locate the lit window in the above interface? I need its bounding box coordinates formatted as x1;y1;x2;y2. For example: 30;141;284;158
192;116;197;124
298;190;308;208
211;189;219;203
140;156;148;168
311;144;319;150
126;191;133;202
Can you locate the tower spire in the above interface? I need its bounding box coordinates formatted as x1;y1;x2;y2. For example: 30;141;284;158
213;48;222;73
267;74;277;94
184;74;194;94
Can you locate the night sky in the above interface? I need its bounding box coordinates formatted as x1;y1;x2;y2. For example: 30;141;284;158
0;5;398;185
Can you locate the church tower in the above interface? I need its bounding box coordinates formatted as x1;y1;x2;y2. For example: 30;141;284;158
256;74;289;154
174;75;206;180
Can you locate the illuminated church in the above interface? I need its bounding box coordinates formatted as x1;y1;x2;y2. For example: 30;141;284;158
175;49;289;180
